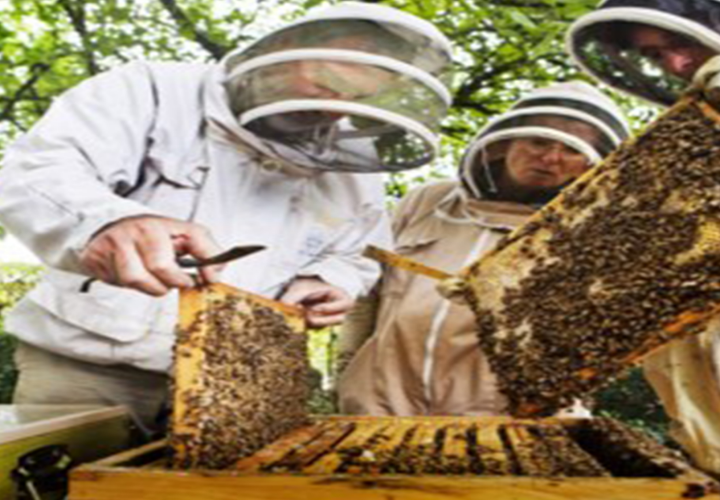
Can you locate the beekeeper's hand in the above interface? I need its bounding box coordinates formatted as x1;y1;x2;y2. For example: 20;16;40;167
280;277;354;328
436;276;468;305
694;55;720;107
80;215;224;296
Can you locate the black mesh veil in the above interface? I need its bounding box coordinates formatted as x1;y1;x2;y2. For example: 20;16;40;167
568;0;720;105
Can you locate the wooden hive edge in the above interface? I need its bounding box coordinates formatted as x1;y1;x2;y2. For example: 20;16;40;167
69;470;720;500
73;417;719;500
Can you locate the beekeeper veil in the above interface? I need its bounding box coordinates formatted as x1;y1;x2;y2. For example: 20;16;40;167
567;0;720;106
459;81;629;206
222;2;453;173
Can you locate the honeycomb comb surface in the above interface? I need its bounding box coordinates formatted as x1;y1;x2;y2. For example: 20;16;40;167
459;94;720;416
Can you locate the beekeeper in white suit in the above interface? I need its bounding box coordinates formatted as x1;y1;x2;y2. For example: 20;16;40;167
568;0;720;474
0;2;453;433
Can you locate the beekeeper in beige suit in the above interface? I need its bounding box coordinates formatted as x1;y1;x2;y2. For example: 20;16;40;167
567;0;720;474
338;81;629;417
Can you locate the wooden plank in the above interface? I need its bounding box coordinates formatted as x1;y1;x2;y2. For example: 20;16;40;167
261;422;356;472
69;470;720;500
472;423;511;475
235;424;326;472
387;422;439;474
0;405;128;444
363;245;453;281
503;424;554;477
426;423;471;474
171;286;209;467
306;421;390;474
91;440;166;468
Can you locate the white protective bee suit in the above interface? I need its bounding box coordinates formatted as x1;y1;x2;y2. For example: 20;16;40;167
0;2;453;431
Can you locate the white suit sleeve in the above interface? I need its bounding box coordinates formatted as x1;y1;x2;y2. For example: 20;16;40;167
300;202;392;299
0;62;162;273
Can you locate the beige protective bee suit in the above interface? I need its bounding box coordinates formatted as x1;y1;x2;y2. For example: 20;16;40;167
338;81;629;417
338;181;533;415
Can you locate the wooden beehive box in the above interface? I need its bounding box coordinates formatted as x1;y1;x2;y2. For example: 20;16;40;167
70;416;720;500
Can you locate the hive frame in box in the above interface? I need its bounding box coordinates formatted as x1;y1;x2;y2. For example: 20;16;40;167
70;416;720;500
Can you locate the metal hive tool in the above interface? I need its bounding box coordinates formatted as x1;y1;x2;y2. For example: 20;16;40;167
451;90;720;417
170;282;310;470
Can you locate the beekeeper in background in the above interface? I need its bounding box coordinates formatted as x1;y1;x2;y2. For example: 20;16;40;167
568;0;720;474
338;81;629;417
0;2;453;434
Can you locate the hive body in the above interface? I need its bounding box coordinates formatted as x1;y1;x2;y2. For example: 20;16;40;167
459;94;720;416
70;417;720;500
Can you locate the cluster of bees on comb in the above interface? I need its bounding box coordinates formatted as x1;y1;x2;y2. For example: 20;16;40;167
236;417;702;481
170;293;310;469
462;92;720;416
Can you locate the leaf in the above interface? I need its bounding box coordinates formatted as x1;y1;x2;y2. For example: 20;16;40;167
508;10;537;31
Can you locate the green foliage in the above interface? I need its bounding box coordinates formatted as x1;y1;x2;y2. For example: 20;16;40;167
594;367;672;444
307;328;339;414
308;327;338;385
0;263;41;403
0;263;41;322
0;334;17;404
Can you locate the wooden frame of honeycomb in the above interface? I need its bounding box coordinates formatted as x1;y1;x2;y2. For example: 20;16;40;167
455;91;720;417
170;282;309;470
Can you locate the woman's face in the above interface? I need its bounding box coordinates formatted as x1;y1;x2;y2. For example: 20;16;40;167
629;25;716;81
503;118;599;191
504;138;589;189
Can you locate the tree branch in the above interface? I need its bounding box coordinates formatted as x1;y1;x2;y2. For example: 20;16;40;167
0;64;50;124
57;0;100;75
451;98;495;115
455;56;528;103
158;0;230;60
